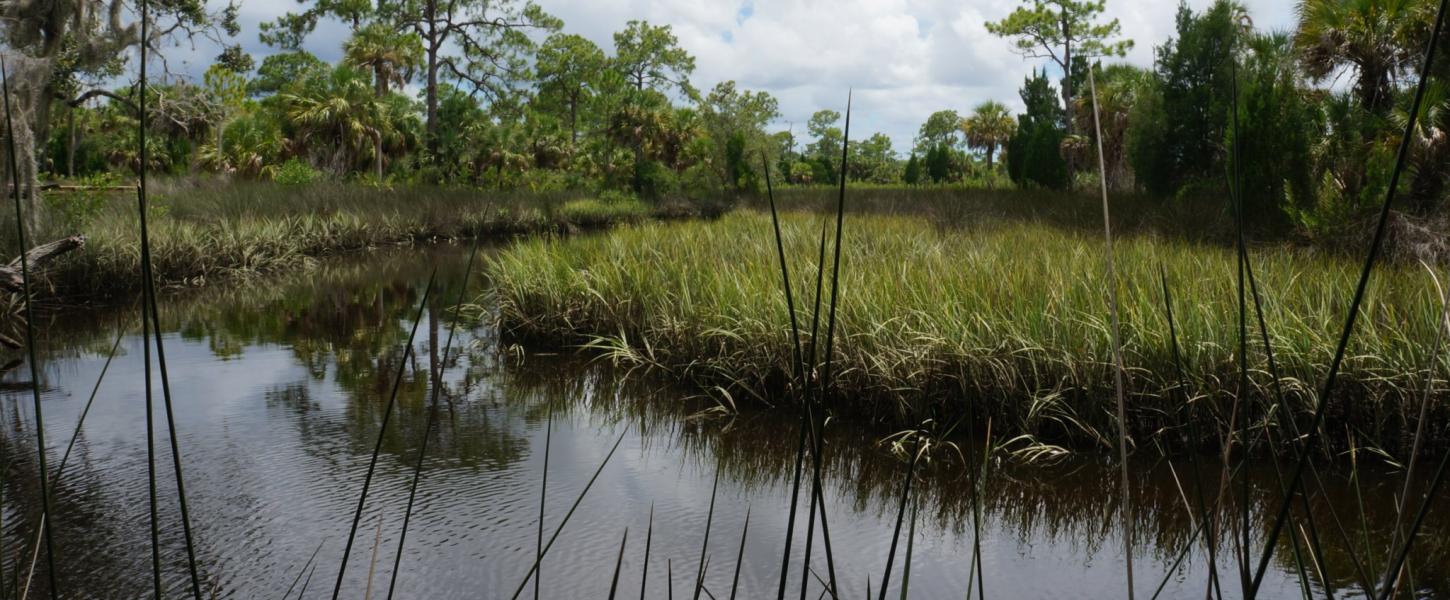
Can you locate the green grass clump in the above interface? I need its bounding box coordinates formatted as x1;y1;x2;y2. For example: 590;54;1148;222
558;197;652;227
489;211;1447;452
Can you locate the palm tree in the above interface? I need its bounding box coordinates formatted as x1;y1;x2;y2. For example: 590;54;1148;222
1295;0;1420;115
344;23;424;98
283;66;395;178
961;101;1015;176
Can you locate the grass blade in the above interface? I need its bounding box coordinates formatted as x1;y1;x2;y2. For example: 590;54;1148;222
875;447;918;600
1158;269;1223;600
693;463;721;600
385;239;484;600
1383;262;1450;594
1087;64;1135;600
536;406;552;600
764;150;812;600
800;90;852;600
729;507;750;600
0;55;58;600
608;528;629;600
133;6;207;596
641;503;654;600
283;539;327;600
330;271;438;600
898;494;918;600
508;429;627;600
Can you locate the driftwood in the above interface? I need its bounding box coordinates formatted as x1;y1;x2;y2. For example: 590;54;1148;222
0;234;85;294
0;235;85;350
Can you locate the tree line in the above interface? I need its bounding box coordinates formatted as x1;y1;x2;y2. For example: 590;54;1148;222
7;0;1450;235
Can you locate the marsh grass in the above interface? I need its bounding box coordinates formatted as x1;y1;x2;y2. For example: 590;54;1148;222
489;212;1450;452
3;180;655;302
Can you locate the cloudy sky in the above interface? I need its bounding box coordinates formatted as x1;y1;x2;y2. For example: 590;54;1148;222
177;0;1299;152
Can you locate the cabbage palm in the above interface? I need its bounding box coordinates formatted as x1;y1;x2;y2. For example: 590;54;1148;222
1295;0;1420;115
283;66;394;177
962;101;1015;174
343;23;424;97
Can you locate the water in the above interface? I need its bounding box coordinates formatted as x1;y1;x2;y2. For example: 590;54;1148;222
0;245;1444;599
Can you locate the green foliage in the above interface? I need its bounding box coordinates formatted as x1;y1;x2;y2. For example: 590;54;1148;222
1008;71;1069;190
613;20;697;97
915;110;962;154
250;51;329;96
44;172;118;231
536;33;608;145
1295;0;1424;115
903;154;921;185
274;158;321;185
924;144;953;183
963;101;1015;174
1132;0;1239;197
343;23;424;96
1231;33;1317;229
986;0;1134;63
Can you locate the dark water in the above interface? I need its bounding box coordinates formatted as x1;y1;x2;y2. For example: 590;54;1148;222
0;245;1445;599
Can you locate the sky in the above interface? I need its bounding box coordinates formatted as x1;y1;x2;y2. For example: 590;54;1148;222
175;0;1299;153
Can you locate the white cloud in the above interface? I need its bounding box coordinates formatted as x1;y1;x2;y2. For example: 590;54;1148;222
196;0;1298;154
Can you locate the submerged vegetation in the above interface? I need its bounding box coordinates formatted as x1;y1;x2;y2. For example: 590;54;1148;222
490;211;1449;452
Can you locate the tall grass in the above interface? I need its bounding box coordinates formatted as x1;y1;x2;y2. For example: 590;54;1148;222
8;181;654;302
489;212;1449;452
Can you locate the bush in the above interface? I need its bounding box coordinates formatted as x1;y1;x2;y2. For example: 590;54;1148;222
558;196;651;225
44;172;119;231
274;159;321;186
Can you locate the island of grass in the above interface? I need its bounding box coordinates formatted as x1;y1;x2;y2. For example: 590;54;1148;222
488;207;1448;456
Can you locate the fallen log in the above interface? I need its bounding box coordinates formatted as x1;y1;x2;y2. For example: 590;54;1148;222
0;234;86;294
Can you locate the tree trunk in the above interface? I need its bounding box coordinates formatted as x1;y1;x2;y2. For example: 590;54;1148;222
67;107;77;178
374;131;384;179
569;97;578;147
1060;8;1074;137
424;0;440;157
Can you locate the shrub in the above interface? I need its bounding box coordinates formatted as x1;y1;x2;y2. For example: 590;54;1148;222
274;159;321;186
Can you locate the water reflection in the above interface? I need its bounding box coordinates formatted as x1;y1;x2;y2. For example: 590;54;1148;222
0;245;1444;599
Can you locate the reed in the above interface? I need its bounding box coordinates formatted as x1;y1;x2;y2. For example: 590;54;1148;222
641;504;654;600
385;231;484;600
134;12;207;596
0;57;57;598
536;407;552;600
691;465;720;600
330;271;436;600
799;92;852;600
728;507;749;600
507;429;626;600
607;529;628;600
1088;64;1135;600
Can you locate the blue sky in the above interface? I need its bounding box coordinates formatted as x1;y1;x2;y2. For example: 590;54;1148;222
171;0;1297;154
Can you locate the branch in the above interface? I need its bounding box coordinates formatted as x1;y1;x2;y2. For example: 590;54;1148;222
66;88;137;112
0;235;87;294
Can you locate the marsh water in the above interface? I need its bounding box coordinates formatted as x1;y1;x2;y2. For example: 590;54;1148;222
1;245;1445;599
